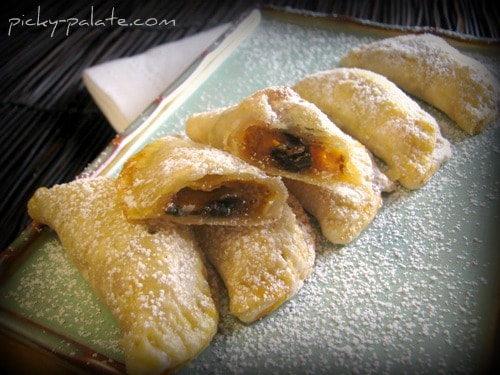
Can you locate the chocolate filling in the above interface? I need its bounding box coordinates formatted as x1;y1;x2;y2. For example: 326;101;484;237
244;125;348;178
270;133;312;172
165;182;272;218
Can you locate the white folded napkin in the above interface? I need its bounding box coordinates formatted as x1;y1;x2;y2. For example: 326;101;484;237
83;23;230;133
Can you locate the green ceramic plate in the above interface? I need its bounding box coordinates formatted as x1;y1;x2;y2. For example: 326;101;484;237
1;7;499;374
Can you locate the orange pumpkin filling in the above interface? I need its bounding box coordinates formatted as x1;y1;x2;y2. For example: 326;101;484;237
243;125;348;177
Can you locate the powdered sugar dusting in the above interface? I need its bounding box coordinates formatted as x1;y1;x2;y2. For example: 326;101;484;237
0;237;124;362
340;33;500;134
292;67;452;189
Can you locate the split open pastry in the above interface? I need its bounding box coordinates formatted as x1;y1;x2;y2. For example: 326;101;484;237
186;86;368;189
116;135;288;226
186;86;388;244
340;33;499;135
193;195;316;323
293;68;451;190
27;177;218;375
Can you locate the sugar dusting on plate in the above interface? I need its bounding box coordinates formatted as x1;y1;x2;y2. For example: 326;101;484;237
0;238;124;363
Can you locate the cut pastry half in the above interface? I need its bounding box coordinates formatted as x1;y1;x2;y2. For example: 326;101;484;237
186;86;368;188
116;135;288;226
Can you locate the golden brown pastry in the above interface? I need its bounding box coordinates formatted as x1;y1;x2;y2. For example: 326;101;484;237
293;67;451;189
284;142;395;244
284;177;392;245
340;33;499;134
116;135;288;226
186;86;368;189
193;196;316;323
186;87;390;244
27;177;218;375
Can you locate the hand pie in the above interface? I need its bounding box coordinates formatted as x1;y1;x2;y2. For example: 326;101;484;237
186;86;367;189
284;160;394;245
186;86;388;244
193;195;316;323
116;135;288;226
293;68;451;189
27;177;218;375
340;33;499;134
